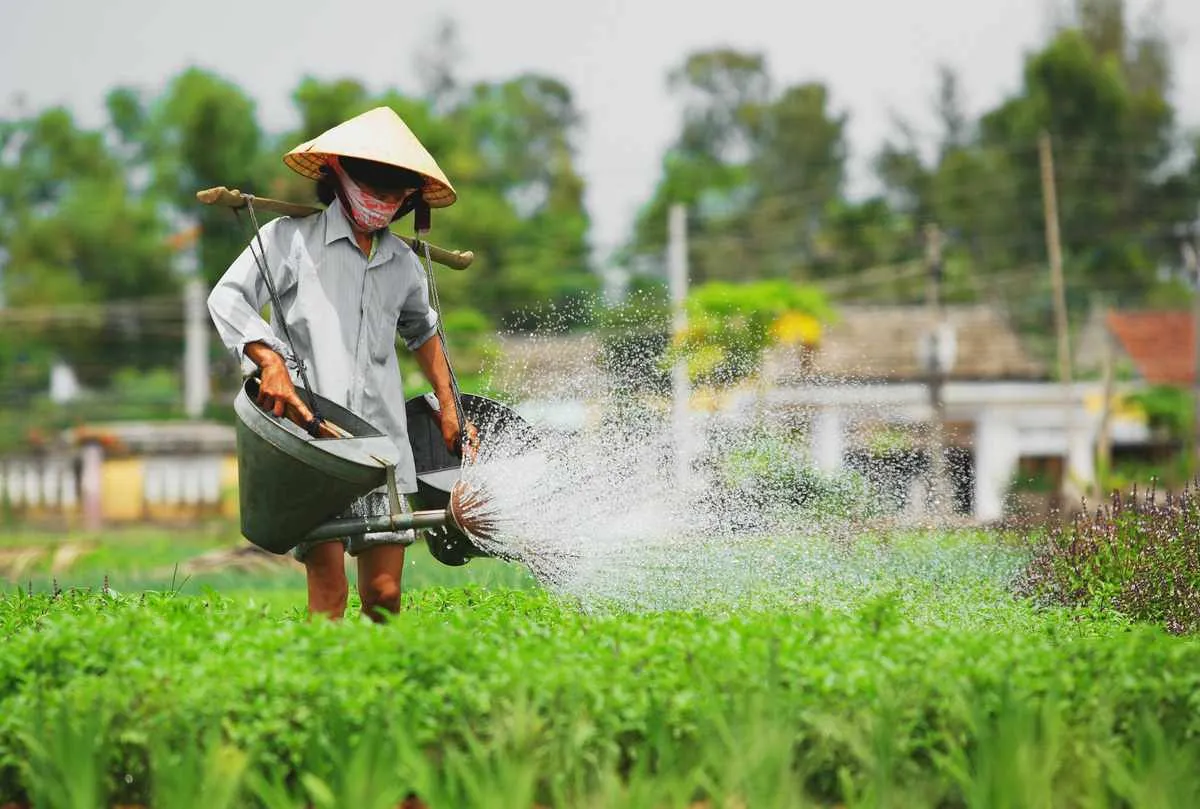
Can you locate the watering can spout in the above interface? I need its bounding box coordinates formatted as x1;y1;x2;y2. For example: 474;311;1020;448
299;480;496;548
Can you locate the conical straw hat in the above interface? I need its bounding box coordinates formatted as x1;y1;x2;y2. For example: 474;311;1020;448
284;107;456;208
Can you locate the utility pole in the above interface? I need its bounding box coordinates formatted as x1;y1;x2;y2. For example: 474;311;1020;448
0;246;8;310
183;276;209;419
924;223;949;514
1096;299;1114;488
1038;131;1077;504
667;204;692;486
175;221;209;420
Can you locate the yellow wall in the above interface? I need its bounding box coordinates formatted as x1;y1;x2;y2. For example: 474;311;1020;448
98;454;240;523
221;456;240;519
7;453;240;527
100;458;145;522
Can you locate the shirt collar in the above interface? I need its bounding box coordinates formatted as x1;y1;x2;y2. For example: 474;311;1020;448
323;196;398;266
323;196;357;247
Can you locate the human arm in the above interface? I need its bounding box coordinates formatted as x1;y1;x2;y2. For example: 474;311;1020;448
206;221;322;432
395;255;476;455
412;334;477;455
206;219;293;371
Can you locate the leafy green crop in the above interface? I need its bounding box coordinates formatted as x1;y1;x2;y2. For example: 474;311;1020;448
3;566;1200;808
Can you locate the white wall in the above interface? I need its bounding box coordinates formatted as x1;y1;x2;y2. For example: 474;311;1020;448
748;381;1108;523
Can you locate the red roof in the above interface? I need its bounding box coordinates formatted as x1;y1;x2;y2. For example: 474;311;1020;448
1106;311;1194;385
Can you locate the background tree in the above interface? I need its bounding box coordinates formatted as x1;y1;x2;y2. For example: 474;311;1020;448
874;0;1194;321
625;49;850;285
625;49;770;280
0;107;176;391
107;68;268;288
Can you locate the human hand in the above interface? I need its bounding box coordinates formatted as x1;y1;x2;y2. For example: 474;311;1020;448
438;400;479;461
462;421;480;462
256;354;313;425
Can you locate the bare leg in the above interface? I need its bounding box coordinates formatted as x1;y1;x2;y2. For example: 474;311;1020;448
356;544;406;622
305;540;349;620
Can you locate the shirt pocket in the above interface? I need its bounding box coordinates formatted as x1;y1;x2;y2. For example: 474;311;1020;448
368;279;403;365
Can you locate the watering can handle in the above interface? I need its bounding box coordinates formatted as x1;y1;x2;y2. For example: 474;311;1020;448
247;374;352;440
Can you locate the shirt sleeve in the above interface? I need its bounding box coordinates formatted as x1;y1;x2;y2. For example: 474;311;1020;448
206;219;292;374
395;254;440;351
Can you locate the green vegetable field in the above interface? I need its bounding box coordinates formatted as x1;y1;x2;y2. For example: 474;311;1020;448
3;512;1200;808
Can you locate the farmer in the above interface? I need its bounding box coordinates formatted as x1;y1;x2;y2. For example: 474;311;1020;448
208;107;469;622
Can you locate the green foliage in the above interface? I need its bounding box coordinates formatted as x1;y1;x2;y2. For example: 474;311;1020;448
627;49;852;284
0;367;192;453
673;280;833;385
1126;384;1192;441
622;0;1200;366
0;528;534;598
17;697;113;809
1103;455;1193;493
0;106;179;393
1020;483;1200;634
148;722;249;809
3;556;1200;807
874;0;1196;335
1009;468;1057;494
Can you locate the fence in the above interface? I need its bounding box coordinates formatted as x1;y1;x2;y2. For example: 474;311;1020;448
0;426;238;529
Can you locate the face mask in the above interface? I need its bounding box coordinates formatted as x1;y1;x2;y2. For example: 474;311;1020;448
328;156;405;231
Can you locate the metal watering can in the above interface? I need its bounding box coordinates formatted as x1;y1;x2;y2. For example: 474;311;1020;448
405;392;537;566
233;377;530;562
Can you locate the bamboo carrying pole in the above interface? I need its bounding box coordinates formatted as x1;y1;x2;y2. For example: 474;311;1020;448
195;186;475;270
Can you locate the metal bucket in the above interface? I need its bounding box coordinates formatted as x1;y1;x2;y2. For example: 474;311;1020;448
406;393;536;565
235;377;402;554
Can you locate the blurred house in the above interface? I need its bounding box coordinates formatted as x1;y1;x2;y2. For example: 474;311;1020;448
1094;309;1193;468
778;304;1046;383
752;304;1141;522
488;306;1158;522
0;421;237;529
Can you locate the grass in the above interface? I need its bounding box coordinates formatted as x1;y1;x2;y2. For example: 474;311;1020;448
0;522;536;599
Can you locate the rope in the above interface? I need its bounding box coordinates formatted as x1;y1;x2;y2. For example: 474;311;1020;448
235;196;325;436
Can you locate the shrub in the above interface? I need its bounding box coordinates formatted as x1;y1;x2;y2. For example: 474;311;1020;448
1125;385;1191;442
1019;482;1200;634
714;431;877;526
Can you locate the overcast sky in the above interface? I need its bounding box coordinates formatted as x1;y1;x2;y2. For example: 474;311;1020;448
3;0;1198;262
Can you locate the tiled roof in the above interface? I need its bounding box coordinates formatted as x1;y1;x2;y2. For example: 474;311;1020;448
765;304;1046;383
1106;311;1193;385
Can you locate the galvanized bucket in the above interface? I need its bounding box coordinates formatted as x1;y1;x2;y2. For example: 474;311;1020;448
406;393;537;566
234;377;402;554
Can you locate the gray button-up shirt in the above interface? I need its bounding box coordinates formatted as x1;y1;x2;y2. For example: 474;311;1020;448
207;198;439;492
